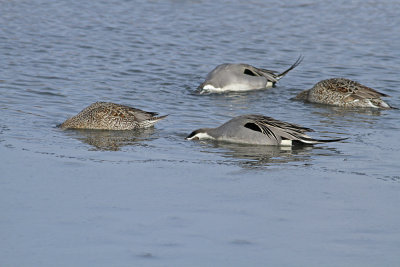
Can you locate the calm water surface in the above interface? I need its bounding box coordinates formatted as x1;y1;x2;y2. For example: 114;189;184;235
1;0;400;266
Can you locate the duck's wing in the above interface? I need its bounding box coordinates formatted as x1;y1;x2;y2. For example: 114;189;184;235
245;115;313;133
243;55;303;82
241;64;279;83
325;79;389;99
243;114;313;141
351;81;389;99
242;114;346;144
89;102;160;122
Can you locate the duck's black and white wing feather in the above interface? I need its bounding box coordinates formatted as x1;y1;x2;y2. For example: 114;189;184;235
243;114;345;144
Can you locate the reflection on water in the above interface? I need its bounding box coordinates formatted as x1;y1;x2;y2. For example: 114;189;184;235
197;141;317;169
0;124;10;143
313;105;383;117
294;100;384;117
309;104;384;132
61;127;157;151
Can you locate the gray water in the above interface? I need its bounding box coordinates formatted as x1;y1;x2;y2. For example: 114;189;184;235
1;0;400;266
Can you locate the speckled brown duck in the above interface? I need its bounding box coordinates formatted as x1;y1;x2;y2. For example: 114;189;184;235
295;78;393;109
59;102;167;130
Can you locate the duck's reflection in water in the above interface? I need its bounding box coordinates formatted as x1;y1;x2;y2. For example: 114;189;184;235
200;141;332;169
64;127;158;151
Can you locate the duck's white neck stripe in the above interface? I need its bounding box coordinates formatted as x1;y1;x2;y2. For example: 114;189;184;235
201;84;223;93
187;132;214;140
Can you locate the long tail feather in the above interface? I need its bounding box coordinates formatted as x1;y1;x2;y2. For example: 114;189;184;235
299;136;348;144
276;55;304;80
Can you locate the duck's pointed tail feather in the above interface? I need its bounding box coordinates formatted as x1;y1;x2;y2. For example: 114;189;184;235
276;55;304;80
299;136;348;144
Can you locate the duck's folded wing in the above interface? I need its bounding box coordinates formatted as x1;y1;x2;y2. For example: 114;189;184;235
242;65;279;82
352;84;390;99
327;79;389;99
244;115;314;141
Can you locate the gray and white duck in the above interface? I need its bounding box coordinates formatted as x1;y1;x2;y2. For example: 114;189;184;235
198;56;303;93
186;114;346;146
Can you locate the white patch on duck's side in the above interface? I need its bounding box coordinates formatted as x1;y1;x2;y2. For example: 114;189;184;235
377;100;390;109
223;84;252;91
280;139;293;146
202;84;221;92
366;100;378;108
265;81;274;88
186;132;214;140
201;84;267;93
365;99;390;109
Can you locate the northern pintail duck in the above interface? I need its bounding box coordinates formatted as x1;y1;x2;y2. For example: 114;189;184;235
186;114;346;146
198;56;303;93
295;78;393;109
59;102;167;130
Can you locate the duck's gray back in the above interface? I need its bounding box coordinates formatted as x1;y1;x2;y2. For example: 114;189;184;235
209;115;281;145
202;64;271;90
